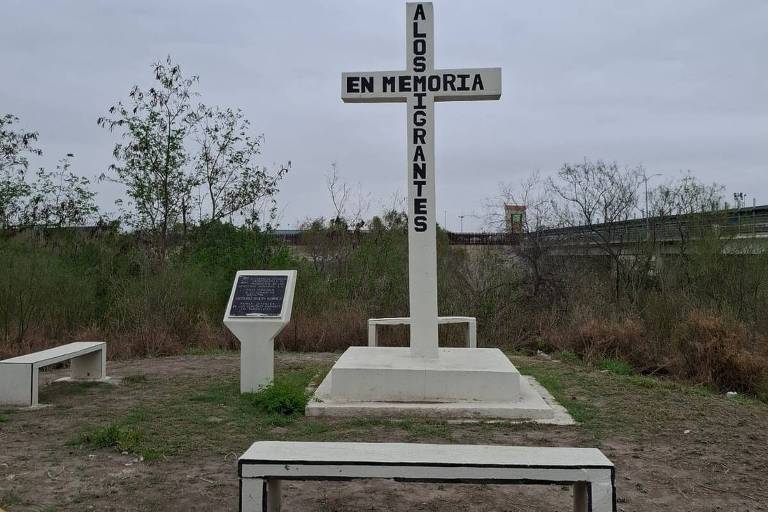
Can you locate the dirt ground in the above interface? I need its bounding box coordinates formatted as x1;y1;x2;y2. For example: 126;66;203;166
1;352;767;511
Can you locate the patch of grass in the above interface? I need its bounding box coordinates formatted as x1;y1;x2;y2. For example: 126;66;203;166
340;417;387;429
184;347;237;357
598;358;634;376
123;374;148;385
75;406;163;462
513;357;615;440
244;375;311;416
625;374;670;390
78;424;142;452
59;381;107;395
124;406;147;424
0;413;8;423
398;419;451;439
39;380;115;404
189;381;240;405
139;448;163;463
536;370;598;426
556;351;581;364
688;384;718;397
191;369;316;417
301;421;331;436
1;490;24;507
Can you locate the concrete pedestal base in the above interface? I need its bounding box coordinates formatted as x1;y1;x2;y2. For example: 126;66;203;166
306;347;558;420
240;339;274;394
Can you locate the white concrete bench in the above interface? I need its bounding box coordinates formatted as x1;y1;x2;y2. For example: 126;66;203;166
238;441;615;512
368;316;477;348
0;341;107;406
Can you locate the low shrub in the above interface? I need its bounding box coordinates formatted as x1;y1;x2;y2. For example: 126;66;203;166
246;375;310;416
560;318;647;368
598;358;634;376
670;310;768;395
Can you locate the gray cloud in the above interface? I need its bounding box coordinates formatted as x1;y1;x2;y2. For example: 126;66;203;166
2;0;765;230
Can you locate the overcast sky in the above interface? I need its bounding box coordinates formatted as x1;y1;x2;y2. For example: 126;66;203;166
2;0;766;231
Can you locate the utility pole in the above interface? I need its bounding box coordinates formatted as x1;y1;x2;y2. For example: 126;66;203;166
640;170;662;239
458;214;465;233
734;192;745;232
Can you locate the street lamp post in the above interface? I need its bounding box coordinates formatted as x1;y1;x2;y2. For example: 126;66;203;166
641;171;663;239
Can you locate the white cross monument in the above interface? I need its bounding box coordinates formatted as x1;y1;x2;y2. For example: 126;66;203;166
307;2;555;419
342;2;500;359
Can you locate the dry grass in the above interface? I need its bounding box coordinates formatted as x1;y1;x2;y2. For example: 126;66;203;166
670;310;768;394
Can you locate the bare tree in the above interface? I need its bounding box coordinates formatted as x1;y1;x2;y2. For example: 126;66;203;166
648;172;724;256
326;162;349;225
548;160;643;299
486;172;561;297
325;162;370;230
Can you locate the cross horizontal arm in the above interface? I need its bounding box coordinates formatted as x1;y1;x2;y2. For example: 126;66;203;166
342;68;501;103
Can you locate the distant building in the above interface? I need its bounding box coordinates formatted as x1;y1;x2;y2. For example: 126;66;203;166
504;204;526;233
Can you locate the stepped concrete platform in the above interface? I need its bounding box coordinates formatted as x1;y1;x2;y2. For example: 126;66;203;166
306;347;559;420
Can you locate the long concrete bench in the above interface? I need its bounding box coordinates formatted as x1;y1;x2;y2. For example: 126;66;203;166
0;341;107;406
368;316;477;348
238;441;615;512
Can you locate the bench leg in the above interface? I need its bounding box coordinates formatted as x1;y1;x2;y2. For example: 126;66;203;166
267;479;281;511
467;320;477;348
573;482;588;512
241;478;264;512
71;350;106;380
589;481;615;512
0;364;34;406
573;480;614;512
241;479;281;512
368;322;377;347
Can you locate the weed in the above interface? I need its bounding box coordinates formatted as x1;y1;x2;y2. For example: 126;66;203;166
557;351;581;364
123;374;148;385
399;419;450;439
78;424;143;452
190;381;239;405
302;421;331;436
1;490;23;507
245;376;310;416
598;358;634;376
184;347;237;357
75;406;164;462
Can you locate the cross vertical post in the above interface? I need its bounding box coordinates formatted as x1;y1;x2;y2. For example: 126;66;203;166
406;2;438;358
341;2;501;360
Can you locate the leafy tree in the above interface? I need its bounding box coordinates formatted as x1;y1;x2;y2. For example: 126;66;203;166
0;114;41;229
98;56;199;259
194;106;288;226
26;155;98;227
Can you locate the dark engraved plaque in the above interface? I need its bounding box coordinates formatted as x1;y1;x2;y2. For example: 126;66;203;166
229;275;288;317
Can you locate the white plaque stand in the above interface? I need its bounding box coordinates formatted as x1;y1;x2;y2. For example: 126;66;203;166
223;270;296;393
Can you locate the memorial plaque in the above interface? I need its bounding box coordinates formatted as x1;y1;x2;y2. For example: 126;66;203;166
228;275;288;317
